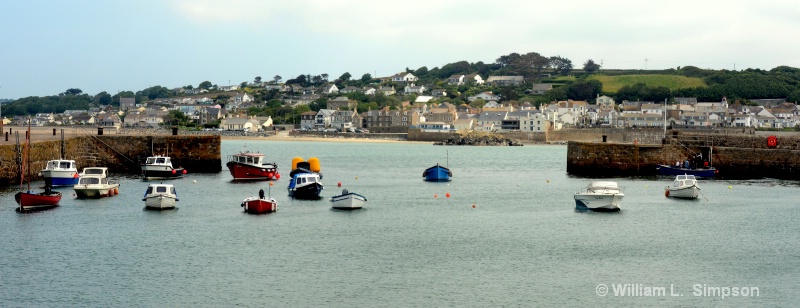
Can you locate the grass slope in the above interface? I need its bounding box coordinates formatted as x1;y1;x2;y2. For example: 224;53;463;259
588;74;707;93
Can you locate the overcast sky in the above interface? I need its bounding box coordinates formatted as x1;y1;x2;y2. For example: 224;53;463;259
1;0;798;99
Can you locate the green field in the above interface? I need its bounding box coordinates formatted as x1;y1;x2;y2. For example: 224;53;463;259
588;74;707;93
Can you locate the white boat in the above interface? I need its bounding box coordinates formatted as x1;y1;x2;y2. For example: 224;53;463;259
330;189;367;210
574;181;624;212
665;174;700;199
142;183;179;210
40;159;79;187
74;167;120;198
141;155;186;180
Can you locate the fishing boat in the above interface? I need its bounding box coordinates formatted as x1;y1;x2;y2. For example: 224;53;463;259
15;120;62;212
656;164;717;177
73;167;120;198
423;151;452;182
287;157;323;199
330;189;367;210
665;174;700;199
226;149;280;181
241;186;278;214
142;183;179;210
423;163;452;182
141;155;186;180
574;181;624;212
41;159;80;187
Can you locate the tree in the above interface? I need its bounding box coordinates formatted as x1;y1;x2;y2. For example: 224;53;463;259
273;75;282;84
788;89;800;103
583;59;601;74
566;79;603;100
199;81;213;90
360;73;372;83
311;75;323;85
549;56;573;75
339;72;352;82
254;76;262;84
321;73;329;82
63;88;83;95
240;81;248;88
93;91;112;105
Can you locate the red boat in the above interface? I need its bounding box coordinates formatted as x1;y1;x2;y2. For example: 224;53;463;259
14;119;62;212
15;191;62;212
241;188;278;214
226;151;280;181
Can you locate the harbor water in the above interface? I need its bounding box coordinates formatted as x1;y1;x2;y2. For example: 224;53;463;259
1;140;799;306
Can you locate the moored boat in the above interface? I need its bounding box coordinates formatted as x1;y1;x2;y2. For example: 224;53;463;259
330;189;367;210
288;157;323;199
41;159;79;187
665;174;700;199
226;150;280;181
141;155;186;180
74;167;120;198
142;183;179;210
241;188;278;214
574;181;624;212
15;119;62;212
657;164;717;177
423;163;452;182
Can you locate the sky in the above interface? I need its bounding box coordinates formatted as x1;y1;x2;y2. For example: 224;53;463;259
1;0;798;99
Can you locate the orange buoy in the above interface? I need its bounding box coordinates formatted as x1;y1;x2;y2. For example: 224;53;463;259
269;182;274;186
472;203;476;208
275;173;281;179
445;193;451;198
171;169;177;174
337;182;342;187
434;194;438;198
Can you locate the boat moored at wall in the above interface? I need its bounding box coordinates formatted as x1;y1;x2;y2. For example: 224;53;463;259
141;155;186;180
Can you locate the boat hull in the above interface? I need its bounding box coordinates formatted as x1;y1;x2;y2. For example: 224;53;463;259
423;165;452;182
331;193;367;210
41;170;80;187
242;197;278;214
666;186;699;199
141;166;185;180
288;183;323;200
144;195;177;210
574;193;623;212
15;191;62;211
74;184;119;198
226;161;278;181
657;165;716;177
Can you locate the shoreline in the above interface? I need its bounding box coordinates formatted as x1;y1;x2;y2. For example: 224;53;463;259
222;132;429;144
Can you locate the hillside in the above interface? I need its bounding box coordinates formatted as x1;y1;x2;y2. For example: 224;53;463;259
588;74;707;93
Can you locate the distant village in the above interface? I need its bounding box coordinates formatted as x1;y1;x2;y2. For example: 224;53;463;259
5;71;799;133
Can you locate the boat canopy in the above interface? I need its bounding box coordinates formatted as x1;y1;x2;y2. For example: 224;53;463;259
47;160;76;170
146;157;170;165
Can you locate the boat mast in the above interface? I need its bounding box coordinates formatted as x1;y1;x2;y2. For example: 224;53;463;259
25;117;31;193
446;150;449;169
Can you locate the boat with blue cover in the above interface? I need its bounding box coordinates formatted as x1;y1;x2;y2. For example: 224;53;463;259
287;157;323;199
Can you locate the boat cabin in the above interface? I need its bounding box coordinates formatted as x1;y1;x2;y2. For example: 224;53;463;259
673;175;697;187
294;173;320;186
81;167;109;177
145;156;172;166
78;177;110;185
46;160;76;170
231;154;262;165
145;184;177;196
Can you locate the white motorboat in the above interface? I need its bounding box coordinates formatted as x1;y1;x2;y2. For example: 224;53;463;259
330;189;367;210
665;174;700;199
142;183;179;210
41;159;79;187
574;181;624;212
141;155;186;180
74;167;119;198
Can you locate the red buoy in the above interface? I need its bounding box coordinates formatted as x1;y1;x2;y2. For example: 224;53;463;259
337;182;342;187
767;135;778;148
275;173;280;179
182;170;187;174
73;173;79;178
665;190;670;197
445;193;451;198
172;169;177;174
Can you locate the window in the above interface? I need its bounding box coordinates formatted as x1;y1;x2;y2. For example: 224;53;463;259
156;158;166;164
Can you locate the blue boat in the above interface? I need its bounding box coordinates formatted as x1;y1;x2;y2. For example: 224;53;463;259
656;164;717;177
41;159;80;187
287;160;323;199
423;164;452;182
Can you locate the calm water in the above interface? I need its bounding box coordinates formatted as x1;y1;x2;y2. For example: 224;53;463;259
1;140;799;307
